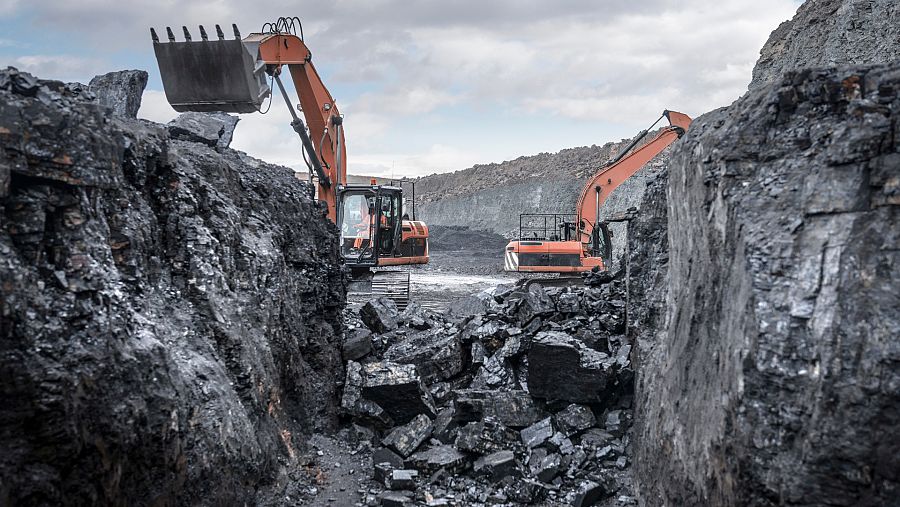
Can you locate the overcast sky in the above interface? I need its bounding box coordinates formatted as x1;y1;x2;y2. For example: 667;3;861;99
0;1;800;177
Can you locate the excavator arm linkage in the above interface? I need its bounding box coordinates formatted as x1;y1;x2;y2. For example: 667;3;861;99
151;21;347;221
575;110;691;247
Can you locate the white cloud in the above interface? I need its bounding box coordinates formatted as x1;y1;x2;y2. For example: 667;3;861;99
361;0;799;128
229;103;311;170
137;90;178;123
351;144;481;178
6;0;801;176
354;86;460;116
0;0;19;15
11;55;109;82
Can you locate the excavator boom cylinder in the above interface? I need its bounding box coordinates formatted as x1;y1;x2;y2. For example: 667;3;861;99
152;25;271;113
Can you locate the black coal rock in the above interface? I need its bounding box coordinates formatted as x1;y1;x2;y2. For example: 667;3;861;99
88;69;148;118
387;469;418;490
527;331;615;403
384;330;464;383
517;283;556;325
167;111;240;152
520;417;555;448
454;390;546;429
455;419;518;455
382;414;434;458
473;450;519;482
555;404;597;437
373;447;406;470
343;328;374;361
0;67;346;505
407;445;466;474
360;362;437;423
360;297;401;333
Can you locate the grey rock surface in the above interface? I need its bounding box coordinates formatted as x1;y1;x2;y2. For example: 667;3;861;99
527;331;615;403
88;69;148;118
633;64;900;506
167;111;240;152
0;68;345;505
360;362;437;423
361;296;400;333
382;413;433;458
750;0;900;91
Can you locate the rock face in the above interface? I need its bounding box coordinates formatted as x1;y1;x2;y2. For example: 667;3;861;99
631;4;900;504
0;68;346;505
751;0;900;91
88;69;149;118
632;62;900;506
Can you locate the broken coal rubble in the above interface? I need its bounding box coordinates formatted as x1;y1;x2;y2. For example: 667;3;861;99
342;280;636;506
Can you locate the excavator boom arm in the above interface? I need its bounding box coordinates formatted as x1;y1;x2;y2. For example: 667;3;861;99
152;25;347;221
575;110;691;244
255;33;347;221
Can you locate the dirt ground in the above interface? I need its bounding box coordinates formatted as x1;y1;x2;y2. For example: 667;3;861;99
348;226;520;312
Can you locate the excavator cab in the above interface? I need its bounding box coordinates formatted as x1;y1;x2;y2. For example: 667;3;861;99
337;185;404;272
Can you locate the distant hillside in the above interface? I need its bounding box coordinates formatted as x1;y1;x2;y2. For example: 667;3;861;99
411;131;674;261
414;141;627;207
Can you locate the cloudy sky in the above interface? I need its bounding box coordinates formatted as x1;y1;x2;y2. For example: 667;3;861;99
0;0;800;177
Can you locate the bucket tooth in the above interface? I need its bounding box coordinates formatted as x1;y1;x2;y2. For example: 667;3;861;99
150;27;159;43
152;20;271;113
232;23;240;39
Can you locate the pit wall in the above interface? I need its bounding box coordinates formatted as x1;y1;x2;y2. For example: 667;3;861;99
0;71;346;505
630;63;900;506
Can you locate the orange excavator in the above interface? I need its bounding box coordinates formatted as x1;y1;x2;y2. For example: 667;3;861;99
504;110;691;273
151;17;428;303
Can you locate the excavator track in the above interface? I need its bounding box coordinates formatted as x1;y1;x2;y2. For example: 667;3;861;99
347;270;410;310
371;271;410;310
521;275;584;289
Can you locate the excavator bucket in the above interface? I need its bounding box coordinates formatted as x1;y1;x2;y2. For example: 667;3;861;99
151;24;271;113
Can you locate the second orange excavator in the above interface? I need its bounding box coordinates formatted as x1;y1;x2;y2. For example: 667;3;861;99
504;110;691;273
151;17;428;304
